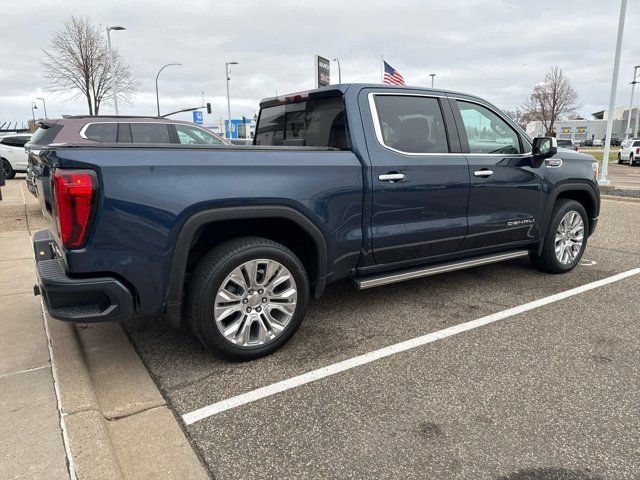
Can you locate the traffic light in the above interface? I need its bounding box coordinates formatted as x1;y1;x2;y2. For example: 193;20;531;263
206;102;212;114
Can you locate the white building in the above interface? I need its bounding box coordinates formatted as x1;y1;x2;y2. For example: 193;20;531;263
525;106;639;142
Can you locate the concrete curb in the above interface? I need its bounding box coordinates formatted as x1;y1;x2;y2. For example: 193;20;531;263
45;315;210;479
601;194;640;204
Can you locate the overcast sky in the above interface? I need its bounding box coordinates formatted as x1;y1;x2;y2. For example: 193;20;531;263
1;0;639;125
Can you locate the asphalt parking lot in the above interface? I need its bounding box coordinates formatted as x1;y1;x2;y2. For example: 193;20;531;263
604;162;640;190
123;199;640;480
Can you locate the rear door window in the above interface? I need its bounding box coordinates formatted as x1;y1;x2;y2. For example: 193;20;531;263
130;123;172;144
373;95;449;154
255;96;347;149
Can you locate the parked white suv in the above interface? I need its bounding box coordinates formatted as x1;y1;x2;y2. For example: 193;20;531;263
1;133;31;179
618;139;640;166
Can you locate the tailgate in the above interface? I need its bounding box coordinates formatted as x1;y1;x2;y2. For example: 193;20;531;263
30;148;58;238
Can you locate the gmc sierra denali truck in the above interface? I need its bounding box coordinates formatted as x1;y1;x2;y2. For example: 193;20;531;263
30;84;600;361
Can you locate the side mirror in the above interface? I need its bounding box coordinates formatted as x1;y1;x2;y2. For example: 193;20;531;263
532;136;558;159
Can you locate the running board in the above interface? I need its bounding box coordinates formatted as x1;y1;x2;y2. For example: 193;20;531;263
354;250;529;290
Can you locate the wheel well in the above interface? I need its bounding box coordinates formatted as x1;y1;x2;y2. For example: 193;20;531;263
556;190;595;225
185;218;319;291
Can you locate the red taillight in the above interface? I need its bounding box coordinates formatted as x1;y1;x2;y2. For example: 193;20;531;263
52;170;96;248
636;148;640;155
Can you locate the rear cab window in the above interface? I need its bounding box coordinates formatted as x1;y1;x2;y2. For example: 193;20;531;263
255;95;348;149
29;124;62;146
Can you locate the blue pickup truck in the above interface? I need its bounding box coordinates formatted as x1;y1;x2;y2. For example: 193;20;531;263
30;84;600;360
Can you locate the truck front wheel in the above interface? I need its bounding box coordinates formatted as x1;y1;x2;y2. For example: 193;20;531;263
529;199;588;273
186;236;309;361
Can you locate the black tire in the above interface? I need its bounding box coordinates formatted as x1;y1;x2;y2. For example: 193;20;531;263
2;159;15;180
185;236;309;361
529;199;588;274
617;152;622;164
630;154;635;166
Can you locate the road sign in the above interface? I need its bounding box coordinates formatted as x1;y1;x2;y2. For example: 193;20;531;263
315;55;330;88
193;110;203;125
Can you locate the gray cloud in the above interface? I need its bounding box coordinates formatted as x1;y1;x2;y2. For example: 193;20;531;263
1;0;639;125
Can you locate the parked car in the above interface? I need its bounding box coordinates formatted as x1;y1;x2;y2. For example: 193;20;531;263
30;84;600;361
592;139;603;147
1;133;31;179
557;139;578;151
609;137;622;147
580;139;593;147
618;138;640;165
25;116;228;196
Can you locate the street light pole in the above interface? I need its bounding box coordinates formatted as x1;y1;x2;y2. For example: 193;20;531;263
106;26;126;115
430;73;436;88
624;65;639;140
155;63;182;117
225;61;238;139
36;97;48;118
599;0;627;186
30;102;37;124
333;58;342;83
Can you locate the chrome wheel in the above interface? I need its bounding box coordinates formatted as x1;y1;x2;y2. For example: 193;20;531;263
214;259;297;347
555;211;584;265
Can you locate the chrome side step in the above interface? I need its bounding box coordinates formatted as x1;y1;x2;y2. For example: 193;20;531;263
354;250;529;290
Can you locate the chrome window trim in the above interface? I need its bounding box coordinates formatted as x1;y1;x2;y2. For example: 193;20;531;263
367;91;532;158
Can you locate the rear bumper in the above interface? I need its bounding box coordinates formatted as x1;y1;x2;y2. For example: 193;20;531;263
33;230;133;323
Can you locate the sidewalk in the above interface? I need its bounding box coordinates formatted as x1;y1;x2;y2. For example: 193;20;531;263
0;178;209;479
0;180;69;479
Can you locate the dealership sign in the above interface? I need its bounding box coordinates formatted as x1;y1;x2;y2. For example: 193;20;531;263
315;55;331;88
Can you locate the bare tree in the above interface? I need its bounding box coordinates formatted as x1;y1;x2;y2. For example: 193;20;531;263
522;66;579;136
41;16;135;115
503;108;532;130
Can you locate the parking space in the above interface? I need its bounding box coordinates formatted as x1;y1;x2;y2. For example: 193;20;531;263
605;163;640;190
125;199;640;479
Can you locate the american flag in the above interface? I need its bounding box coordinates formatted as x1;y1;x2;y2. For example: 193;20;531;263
383;61;405;85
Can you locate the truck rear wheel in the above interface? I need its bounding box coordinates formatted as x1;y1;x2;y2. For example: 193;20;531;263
529;199;588;273
186;236;309;361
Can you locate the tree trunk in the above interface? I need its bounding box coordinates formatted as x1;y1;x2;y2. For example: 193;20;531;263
86;91;93;115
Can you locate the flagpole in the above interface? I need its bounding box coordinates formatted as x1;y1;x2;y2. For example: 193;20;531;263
380;55;384;83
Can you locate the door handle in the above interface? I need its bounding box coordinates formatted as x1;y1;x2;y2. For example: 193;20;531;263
473;169;494;177
378;173;406;182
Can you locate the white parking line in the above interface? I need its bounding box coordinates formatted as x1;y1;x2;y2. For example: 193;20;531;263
182;268;640;426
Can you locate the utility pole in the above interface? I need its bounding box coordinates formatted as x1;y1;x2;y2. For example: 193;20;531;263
333;58;342;83
106;26;126;115
36;97;48;118
155;63;181;117
625;65;639;139
599;0;627;186
429;73;436;88
225;61;238;138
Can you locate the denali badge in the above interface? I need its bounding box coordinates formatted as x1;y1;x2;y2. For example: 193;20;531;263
508;219;535;227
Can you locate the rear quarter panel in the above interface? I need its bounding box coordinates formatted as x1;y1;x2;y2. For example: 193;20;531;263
50;146;364;315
